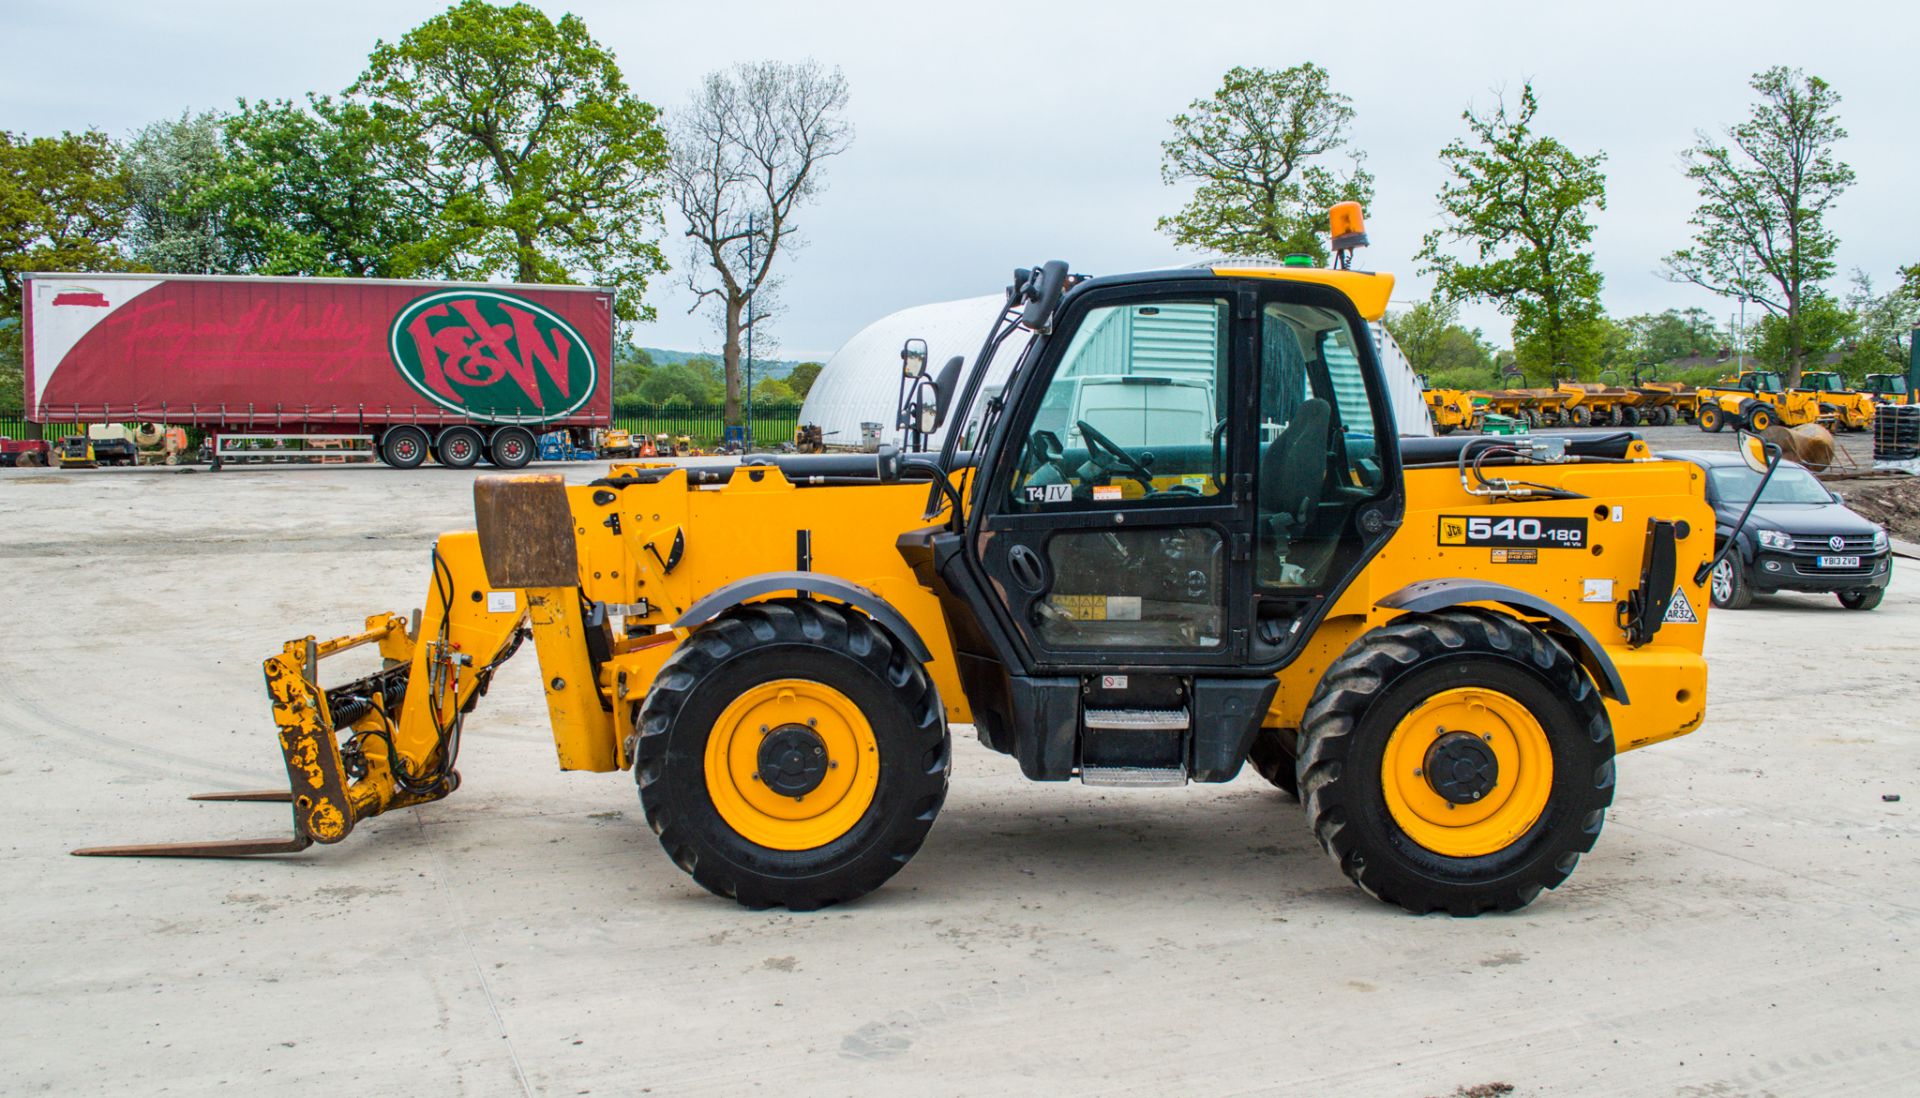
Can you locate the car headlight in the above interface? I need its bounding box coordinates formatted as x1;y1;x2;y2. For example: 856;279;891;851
1756;529;1794;551
1873;528;1890;551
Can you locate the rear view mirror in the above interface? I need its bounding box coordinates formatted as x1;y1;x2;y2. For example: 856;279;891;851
900;338;928;379
1019;260;1070;333
927;355;964;431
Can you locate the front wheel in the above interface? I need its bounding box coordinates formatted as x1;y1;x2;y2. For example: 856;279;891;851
1838;588;1884;611
1297;610;1615;916
634;600;950;910
1698;405;1725;433
1746;406;1775;433
1709;554;1753;609
1246;728;1300;799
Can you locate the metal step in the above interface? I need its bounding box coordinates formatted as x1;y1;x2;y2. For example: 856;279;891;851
1081;765;1189;788
1082;707;1190;732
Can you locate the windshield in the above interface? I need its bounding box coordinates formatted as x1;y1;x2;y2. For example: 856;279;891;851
1707;465;1832;505
1750;373;1782;392
1883;377;1909;394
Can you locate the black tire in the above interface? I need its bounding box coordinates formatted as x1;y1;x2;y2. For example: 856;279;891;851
1660;405;1677;426
634;600;950;910
435;426;484;468
1618;406;1640;427
1246;728;1299;799
1709;552;1753;609
380;425;429;469
1745;406;1775;433
1698;405;1724;433
1435;424;1456;436
489;426;535;469
1297;610;1615;916
1838;588;1884;611
1570;406;1591;427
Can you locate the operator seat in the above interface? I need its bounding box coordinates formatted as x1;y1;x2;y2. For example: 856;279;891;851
1257;397;1331;586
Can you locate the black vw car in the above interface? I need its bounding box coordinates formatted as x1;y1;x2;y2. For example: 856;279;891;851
1667;450;1893;610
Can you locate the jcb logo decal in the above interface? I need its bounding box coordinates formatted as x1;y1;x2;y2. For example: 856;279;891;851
1438;515;1587;548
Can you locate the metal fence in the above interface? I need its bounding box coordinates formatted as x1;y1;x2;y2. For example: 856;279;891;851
612;404;802;448
0;416;40;441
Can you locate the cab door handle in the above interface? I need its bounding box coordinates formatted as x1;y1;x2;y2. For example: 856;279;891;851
1007;544;1047;592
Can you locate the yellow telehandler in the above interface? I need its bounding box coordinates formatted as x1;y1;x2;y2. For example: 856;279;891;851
80;208;1754;917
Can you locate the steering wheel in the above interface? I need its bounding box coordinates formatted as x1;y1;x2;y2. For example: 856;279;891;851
1075;419;1155;492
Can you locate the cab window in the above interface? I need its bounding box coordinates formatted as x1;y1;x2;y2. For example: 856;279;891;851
1255;302;1389;588
1009;298;1229;509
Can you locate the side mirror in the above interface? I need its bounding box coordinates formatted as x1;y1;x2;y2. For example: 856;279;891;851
1830;490;1844;504
900;338;928;379
926;355;964;431
1737;430;1773;474
1020;260;1070;333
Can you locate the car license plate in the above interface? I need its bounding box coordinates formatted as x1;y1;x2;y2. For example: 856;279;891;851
1816;555;1860;568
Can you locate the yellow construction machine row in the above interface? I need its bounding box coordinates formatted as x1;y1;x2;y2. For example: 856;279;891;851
82;208;1771;916
1426;369;1885;436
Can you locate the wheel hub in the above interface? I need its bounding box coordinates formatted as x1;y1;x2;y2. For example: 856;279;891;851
757;725;829;798
1423;731;1500;805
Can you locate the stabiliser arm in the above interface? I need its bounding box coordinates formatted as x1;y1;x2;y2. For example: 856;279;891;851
73;531;535;857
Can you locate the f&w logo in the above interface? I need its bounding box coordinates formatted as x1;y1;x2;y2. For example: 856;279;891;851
389;289;597;423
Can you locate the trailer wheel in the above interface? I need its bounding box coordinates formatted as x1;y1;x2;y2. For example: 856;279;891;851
380;426;429;469
489;427;535;469
1698;405;1725;432
1298;609;1614;916
634;600;950;910
1247;728;1300;799
435;426;484;469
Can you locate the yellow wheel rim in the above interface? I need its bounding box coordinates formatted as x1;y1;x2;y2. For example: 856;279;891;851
703;678;880;851
1380;688;1554;858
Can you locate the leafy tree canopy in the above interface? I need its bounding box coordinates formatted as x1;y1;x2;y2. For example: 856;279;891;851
1158;64;1372;264
1417;83;1609;380
351;0;670;320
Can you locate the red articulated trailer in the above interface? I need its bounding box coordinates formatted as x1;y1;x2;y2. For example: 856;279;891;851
23;273;613;469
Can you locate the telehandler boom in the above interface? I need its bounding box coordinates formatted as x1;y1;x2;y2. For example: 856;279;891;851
79;210;1733;915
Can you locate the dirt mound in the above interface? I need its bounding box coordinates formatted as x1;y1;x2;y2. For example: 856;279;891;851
1828;475;1920;544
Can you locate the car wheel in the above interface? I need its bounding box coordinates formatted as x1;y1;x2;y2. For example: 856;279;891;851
1709;554;1753;610
1838;588;1884;611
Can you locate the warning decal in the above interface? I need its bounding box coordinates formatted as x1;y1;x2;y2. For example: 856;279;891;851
1663;587;1698;624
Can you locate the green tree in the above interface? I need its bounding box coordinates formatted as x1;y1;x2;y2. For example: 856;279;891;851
786;360;823;399
351;0;670;319
1384;297;1493;380
611;345;657;409
122;111;240;273
752;376;798;404
1663;68;1854;386
1752;292;1853;369
1627;308;1723;365
1839;270;1920;374
1419;84;1608;381
1157;64;1373;264
206;97;430;277
0;130;132;415
637;359;725;405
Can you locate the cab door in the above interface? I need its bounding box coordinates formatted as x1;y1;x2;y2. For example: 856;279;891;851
969;281;1256;670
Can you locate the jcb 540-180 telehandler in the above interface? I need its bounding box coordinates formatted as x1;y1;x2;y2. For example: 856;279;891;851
80;208;1758;916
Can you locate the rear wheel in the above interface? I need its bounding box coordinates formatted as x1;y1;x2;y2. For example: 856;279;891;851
489;426;535;469
1247;729;1300;799
1297;610;1614;916
435;426;484;469
1618;406;1640;427
1698;405;1725;433
1709;554;1753;609
634;600;950;910
380;425;429;469
1569;406;1591;426
1838;588;1884;611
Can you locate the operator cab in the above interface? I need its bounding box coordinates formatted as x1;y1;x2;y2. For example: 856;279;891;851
917;209;1403;785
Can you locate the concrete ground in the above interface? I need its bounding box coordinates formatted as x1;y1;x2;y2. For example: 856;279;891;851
2;432;1915;1097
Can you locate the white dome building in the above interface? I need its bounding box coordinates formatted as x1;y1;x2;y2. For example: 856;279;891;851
799;292;1429;451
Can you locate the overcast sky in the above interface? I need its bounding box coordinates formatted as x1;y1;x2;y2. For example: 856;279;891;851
7;0;1915;361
